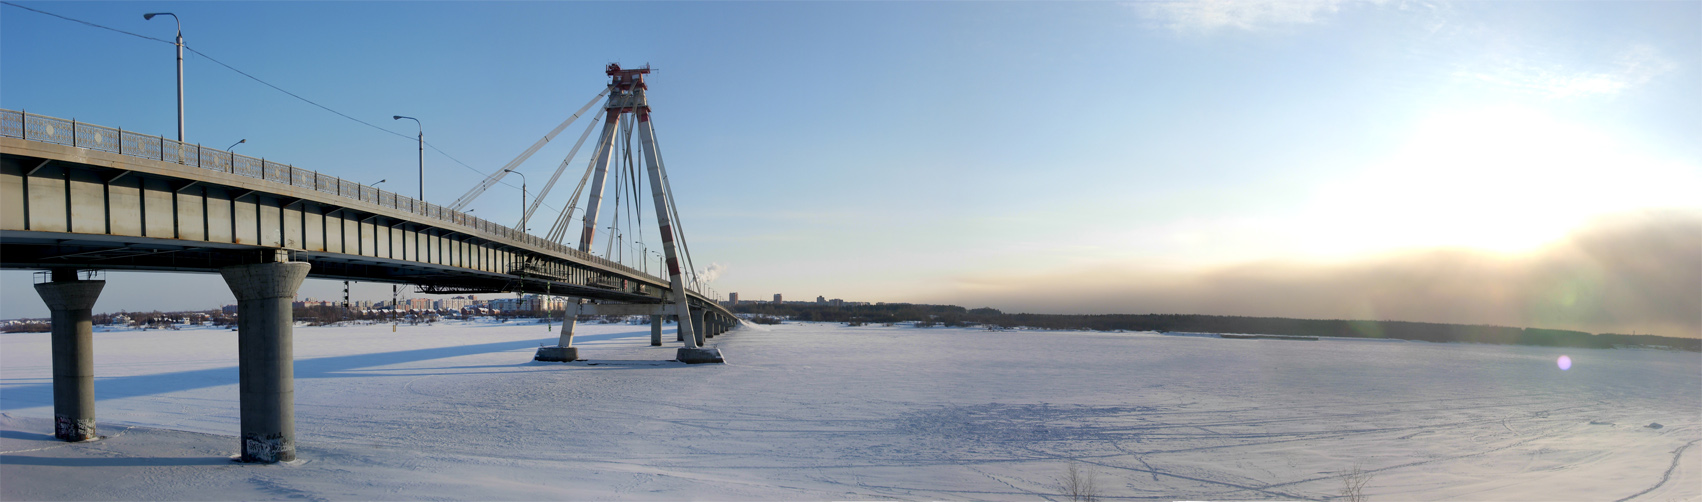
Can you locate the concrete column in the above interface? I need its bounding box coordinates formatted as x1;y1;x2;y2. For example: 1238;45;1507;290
650;315;663;346
675;315;684;342
535;302;580;362
220;255;310;463
33;269;104;442
691;309;706;346
557;302;577;347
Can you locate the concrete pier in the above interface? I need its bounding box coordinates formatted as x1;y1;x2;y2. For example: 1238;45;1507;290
675;315;685;342
535;302;581;362
650;315;663;346
33;269;104;441
676;347;724;364
219;253;310;463
691;309;707;346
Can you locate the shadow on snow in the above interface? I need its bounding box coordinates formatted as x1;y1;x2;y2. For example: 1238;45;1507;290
0;327;683;411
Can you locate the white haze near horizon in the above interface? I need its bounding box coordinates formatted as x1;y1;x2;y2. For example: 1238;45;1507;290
928;209;1702;339
1;320;1697;500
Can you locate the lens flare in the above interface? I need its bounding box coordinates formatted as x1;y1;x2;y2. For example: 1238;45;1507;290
1558;355;1572;371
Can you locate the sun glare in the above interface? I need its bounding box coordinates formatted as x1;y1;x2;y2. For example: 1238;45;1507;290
1309;106;1697;256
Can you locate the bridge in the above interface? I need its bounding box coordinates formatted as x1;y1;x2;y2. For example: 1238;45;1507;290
0;64;738;463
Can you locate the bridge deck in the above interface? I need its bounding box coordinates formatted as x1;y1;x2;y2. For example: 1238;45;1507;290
0;110;728;315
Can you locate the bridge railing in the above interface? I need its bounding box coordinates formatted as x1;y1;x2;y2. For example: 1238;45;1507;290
1;109;704;299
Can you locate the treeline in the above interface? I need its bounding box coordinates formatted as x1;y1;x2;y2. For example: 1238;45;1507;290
730;303;1700;351
290;306;574;326
734;302;992;325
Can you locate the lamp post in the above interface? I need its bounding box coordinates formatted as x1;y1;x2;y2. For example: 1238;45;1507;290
392;116;422;201
143;12;183;142
506;170;528;234
226;139;245;151
372;179;387;189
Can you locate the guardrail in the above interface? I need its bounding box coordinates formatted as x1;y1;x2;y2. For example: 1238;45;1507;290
0;109;708;300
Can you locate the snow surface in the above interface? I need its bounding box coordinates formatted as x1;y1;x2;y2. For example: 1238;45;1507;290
2;320;1698;500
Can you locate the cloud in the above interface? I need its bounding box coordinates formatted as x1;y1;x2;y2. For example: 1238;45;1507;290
1133;0;1370;32
1456;44;1678;99
933;209;1702;338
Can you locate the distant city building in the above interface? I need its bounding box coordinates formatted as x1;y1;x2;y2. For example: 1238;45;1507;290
816;296;826;304
773;293;783;304
831;299;844;307
729;292;739;305
291;298;337;309
529;295;567;312
436;296;482;310
486;295;566;312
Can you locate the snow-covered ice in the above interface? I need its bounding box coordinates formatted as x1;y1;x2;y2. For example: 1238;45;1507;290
2;320;1697;500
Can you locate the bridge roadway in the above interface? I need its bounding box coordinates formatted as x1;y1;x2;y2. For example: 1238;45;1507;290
0;109;738;462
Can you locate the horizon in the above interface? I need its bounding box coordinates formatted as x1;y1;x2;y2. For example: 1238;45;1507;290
2;1;1697;338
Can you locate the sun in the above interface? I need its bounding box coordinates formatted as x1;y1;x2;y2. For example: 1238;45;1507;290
1307;106;1698;256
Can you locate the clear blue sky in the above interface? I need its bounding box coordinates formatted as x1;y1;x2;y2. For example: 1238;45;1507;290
3;1;1697;336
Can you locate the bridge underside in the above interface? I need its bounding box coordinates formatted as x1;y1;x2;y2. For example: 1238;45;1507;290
0;231;659;302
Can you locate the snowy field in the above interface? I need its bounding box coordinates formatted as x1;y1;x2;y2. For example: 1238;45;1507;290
2;319;1698;501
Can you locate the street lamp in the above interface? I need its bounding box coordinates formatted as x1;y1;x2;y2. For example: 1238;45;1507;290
506;170;528;234
392;115;422;201
372;179;387;189
226;139;245;151
143;12;183;142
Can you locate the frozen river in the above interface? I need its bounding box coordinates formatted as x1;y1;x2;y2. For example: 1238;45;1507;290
2;320;1697;500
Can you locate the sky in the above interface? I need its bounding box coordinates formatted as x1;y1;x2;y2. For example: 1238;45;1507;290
2;1;1697;337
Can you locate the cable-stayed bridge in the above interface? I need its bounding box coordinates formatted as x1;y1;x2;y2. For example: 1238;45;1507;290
0;64;736;463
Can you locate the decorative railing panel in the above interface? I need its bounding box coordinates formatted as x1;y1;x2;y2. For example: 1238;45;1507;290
121;130;159;159
0;110;21;138
201;149;233;173
292;167;314;188
315;173;338;195
24;114;73;145
262;160;290;182
230;154;259;178
73;122;121;154
338;179;359;200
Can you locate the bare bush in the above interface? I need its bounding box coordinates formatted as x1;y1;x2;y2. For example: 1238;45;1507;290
1339;463;1374;502
1059;460;1098;502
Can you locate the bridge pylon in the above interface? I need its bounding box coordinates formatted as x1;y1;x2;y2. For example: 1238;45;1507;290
534;64;725;364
